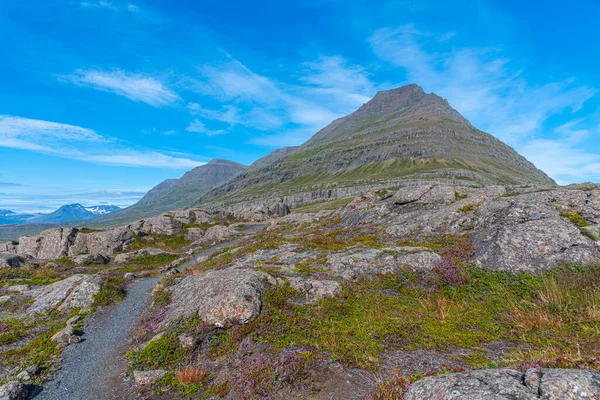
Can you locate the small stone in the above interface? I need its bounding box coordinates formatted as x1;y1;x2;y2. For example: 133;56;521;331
0;295;11;303
51;326;75;344
66;315;80;326
178;334;195;350
133;370;168;386
123;272;136;280
0;381;30;400
15;371;31;382
68;335;81;344
24;365;39;377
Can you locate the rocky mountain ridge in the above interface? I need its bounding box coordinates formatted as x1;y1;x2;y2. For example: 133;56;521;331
198;84;555;208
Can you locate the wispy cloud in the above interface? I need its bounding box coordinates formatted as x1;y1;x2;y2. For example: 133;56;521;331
188;55;375;145
60;69;180;107
369;25;596;142
185;119;226;136
0;115;204;168
80;1;118;11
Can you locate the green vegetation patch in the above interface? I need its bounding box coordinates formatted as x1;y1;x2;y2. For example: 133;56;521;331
93;276;127;306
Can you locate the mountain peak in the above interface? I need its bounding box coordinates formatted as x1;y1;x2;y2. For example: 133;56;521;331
207;158;245;167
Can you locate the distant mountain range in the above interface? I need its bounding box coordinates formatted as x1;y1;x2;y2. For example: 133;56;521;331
0;204;120;225
84;159;247;227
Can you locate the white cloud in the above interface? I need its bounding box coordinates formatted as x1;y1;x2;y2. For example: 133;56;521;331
80;1;118;11
127;4;139;12
61;69;180;107
185;119;226;136
0;115;204;168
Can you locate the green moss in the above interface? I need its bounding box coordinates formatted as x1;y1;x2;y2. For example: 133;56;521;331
127;333;187;370
457;204;478;213
93;276;127;306
558;209;590;227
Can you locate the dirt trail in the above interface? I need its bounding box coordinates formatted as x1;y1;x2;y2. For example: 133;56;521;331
35;228;262;400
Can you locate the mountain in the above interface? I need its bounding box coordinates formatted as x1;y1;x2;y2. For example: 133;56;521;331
85;158;247;227
200;84;555;206
29;204;121;224
0;205;121;225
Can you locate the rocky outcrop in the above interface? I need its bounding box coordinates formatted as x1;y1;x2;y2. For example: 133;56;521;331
68;226;135;257
225;199;291;221
404;368;600;399
142;216;184;236
288;277;342;303
17;228;77;259
164;267;275;327
203;225;240;242
0;253;28;268
327;247;441;280
133;370;167;386
25;274;101;314
0;381;30;400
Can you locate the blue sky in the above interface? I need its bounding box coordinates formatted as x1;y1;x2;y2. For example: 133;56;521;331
1;0;599;213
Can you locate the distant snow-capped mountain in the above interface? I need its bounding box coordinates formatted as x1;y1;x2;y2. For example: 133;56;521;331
0;204;121;225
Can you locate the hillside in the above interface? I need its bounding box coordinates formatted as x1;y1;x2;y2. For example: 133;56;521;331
86;158;247;227
200;84;555;206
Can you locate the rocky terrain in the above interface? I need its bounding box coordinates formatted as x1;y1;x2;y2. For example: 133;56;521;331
0;86;599;399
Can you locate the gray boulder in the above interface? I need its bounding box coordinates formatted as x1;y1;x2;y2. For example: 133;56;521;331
17;228;77;259
473;193;600;272
0;381;30;400
404;368;600;400
392;185;432;205
419;185;456;205
0;242;17;253
230;199;291;221
169;209;196;225
184;227;205;241
26;274;101;314
0;253;28;268
164;267;275;327
204;225;240;242
288;277;341;303
142;216;184;236
70;253;109;266
69;226;135;257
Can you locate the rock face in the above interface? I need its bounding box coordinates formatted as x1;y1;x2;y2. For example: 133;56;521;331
0;253;28;268
142;216;184;236
25;274;101;314
335;185;600;273
17;228;77;259
0;381;30;400
68;226;135;257
203;225;240;242
165;267;275;327
404;368;600;399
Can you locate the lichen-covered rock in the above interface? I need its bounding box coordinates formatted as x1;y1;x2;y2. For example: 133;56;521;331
0;381;30;400
404;368;600;399
288;277;342;303
392;185;432;205
184;227;205;241
381;250;442;273
26;274;101;314
169;209;196;225
525;368;600;399
17;228;77;259
0;253;28;268
229;199;291;221
581;225;600;241
203;225;240;242
0;242;17;253
164;267;275;327
70;253;109;266
142;216;184;235
419;185;456;205
69;226;135;257
473;193;600;272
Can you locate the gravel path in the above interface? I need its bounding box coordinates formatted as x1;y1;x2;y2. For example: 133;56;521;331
34;227;262;400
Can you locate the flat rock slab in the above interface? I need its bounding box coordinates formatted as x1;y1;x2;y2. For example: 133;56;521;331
25;274;101;315
405;368;600;399
165;267;275;327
